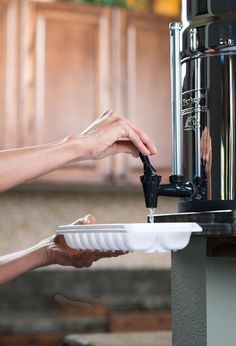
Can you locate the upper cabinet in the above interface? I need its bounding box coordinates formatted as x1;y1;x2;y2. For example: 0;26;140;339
0;1;173;186
19;1;113;184
0;0;19;150
112;9;172;184
21;2;113;146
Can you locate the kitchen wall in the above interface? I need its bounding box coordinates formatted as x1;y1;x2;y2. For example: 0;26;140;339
0;189;178;269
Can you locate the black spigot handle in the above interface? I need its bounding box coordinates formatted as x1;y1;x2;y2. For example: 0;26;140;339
139;152;161;209
139;153;157;176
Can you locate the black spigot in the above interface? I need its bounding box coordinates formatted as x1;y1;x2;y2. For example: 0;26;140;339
139;153;161;209
140;154;194;212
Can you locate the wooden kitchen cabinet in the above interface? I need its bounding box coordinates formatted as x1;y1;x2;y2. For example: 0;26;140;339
20;1;113;184
0;0;19;150
0;1;173;186
112;9;172;185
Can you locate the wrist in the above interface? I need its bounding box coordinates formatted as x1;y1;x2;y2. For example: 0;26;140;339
64;135;90;162
23;238;53;269
28;245;50;269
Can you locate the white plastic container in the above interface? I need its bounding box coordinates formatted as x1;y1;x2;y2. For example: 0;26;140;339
57;222;202;253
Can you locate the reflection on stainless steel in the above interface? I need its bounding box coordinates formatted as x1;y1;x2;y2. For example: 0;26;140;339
169;22;183;176
189;28;197;53
194;58;201;177
229;56;235;200
200;127;212;199
180;0;236;202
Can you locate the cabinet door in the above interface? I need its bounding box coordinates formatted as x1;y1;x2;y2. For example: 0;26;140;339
113;10;172;185
0;0;19;149
20;2;113;184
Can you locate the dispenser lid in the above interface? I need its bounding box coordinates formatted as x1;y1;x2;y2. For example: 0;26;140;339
57;222;202;253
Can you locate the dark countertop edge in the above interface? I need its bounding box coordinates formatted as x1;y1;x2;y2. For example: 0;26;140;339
153;210;236;236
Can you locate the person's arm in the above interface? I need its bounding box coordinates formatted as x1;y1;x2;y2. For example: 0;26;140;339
0;242;49;285
0;113;156;192
0;215;124;286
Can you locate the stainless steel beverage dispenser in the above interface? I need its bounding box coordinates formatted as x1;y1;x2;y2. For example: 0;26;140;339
140;3;236;344
140;0;236;214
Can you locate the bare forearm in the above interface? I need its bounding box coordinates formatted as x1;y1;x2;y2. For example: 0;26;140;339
0;244;49;285
0;215;126;285
0;136;80;192
0;113;157;192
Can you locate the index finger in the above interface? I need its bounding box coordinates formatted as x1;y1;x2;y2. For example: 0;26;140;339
104;114;157;155
126;119;157;155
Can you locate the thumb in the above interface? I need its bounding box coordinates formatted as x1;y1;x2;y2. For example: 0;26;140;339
115;141;139;157
96;141;139;159
73;214;96;225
